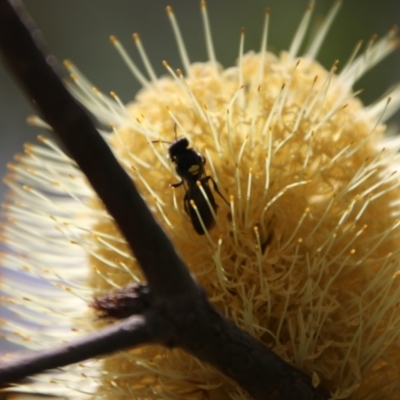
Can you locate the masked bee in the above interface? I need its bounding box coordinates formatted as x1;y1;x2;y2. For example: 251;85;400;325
154;128;228;235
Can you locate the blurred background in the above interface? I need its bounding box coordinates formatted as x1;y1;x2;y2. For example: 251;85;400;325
1;0;400;203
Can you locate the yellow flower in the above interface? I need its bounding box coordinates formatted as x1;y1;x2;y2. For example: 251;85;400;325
2;1;400;399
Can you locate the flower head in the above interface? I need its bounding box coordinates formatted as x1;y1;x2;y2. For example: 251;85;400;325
2;1;400;399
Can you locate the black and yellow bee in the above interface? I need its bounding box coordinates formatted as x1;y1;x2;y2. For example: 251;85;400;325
157;131;228;235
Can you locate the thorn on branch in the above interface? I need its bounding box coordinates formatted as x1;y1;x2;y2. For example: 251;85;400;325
92;283;152;319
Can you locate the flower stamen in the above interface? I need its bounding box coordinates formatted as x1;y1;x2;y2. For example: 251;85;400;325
261;83;285;141
132;33;158;84
203;104;222;155
213;238;229;296
109;35;149;88
189;199;214;245
278;61;300;120
166;6;191;78
196;180;220;229
253;226;265;291
256;8;270;86
230;195;239;246
306;60;339;121
200;1;218;76
176;69;207;121
306;0;342;61
288;0;314;61
238;27;246;110
244;168;253;228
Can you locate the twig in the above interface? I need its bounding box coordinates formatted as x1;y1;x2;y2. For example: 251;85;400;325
0;314;159;386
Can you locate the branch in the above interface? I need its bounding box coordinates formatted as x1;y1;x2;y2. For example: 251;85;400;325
0;314;159;386
0;1;331;399
0;287;330;400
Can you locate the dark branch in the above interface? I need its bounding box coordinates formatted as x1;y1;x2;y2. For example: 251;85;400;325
92;283;152;319
0;287;330;400
0;314;160;386
0;1;331;399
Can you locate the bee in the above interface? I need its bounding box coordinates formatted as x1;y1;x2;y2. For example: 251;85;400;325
154;128;228;235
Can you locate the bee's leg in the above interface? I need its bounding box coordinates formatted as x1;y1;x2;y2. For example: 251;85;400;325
183;191;191;215
204;176;229;206
170;180;184;188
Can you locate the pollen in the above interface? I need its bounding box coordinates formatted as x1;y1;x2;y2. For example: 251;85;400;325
2;1;400;400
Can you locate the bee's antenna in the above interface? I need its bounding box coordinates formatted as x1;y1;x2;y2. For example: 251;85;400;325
150;140;171;144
